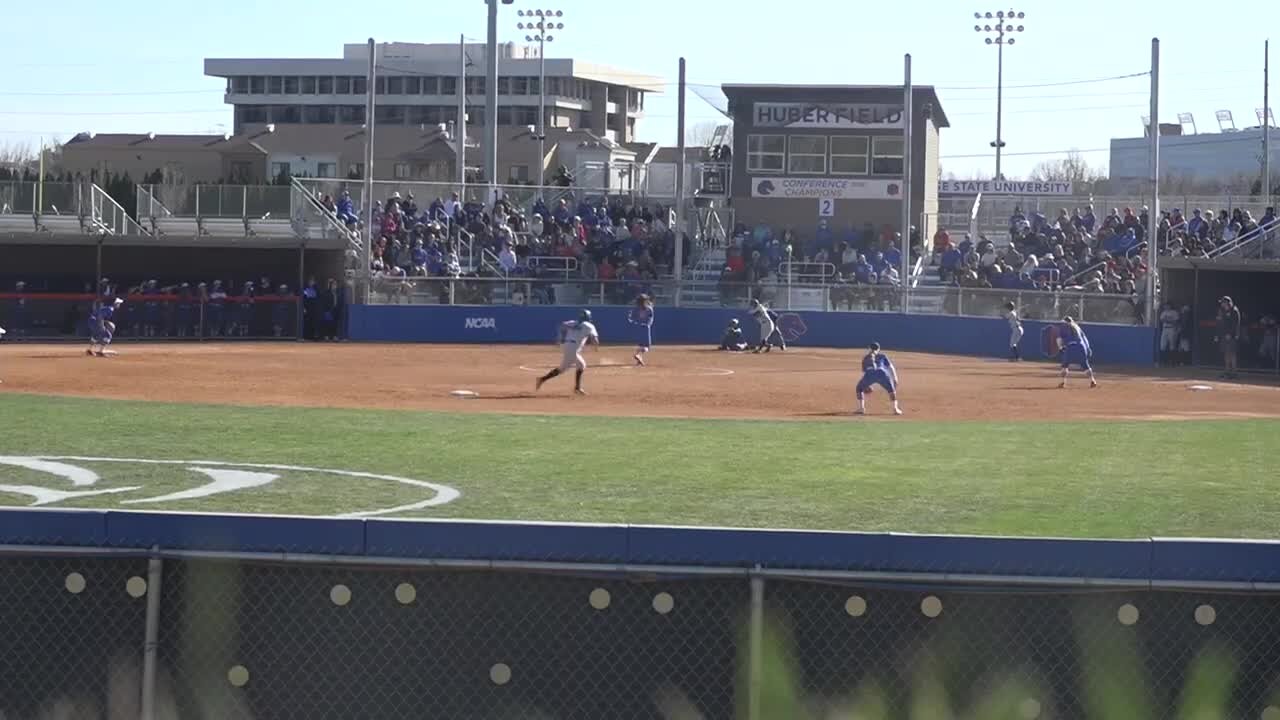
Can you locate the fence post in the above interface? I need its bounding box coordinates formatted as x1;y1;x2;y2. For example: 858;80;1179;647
139;552;164;720
747;572;764;720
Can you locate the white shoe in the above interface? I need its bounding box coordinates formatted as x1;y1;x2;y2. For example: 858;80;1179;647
575;388;587;395
854;408;865;415
1090;380;1098;388
893;407;903;416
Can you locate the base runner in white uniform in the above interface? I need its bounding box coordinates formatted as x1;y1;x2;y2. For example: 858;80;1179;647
536;310;600;395
1158;304;1180;366
1003;302;1024;361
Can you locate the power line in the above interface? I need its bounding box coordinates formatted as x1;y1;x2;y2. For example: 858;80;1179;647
0;89;220;97
0;109;226;117
934;71;1149;91
940;131;1270;159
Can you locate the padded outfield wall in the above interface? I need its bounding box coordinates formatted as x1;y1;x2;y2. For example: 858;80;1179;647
2;509;1279;718
348;304;1159;365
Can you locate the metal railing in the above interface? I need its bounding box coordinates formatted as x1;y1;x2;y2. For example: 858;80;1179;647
1208;216;1280;259
5;547;1280;719
364;276;1145;325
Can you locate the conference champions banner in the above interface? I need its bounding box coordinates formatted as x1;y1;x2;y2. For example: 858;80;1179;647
751;177;902;200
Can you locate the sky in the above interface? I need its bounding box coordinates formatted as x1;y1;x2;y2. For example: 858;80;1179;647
1;0;1273;179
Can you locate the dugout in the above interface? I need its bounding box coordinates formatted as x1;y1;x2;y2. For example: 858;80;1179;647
1159;259;1280;373
722;84;948;243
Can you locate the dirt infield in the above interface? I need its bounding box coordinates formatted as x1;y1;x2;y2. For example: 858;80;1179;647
1;343;1277;421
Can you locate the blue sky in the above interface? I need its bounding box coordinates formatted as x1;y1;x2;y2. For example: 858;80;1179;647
2;0;1271;178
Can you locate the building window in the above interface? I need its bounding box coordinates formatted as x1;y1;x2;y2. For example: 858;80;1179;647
338;105;365;123
528;77;539;95
467;105;485;126
405;77;420;94
249;76;265;94
273;105;301;123
270;162;291;180
746;134;785;173
353;76;367;95
387;76;404;94
229;161;253;183
546;77;560;95
304;105;336;124
830;136;870;175
240;105;269;123
497;77;511;94
394;163;411;179
508;165;530;183
232;76;249;93
465;77;485;95
268;76;283;94
375;77;386;95
787;136;827;174
336;76;352;94
871;136;904;176
318;76;333;94
347;163;364;179
301;76;317;94
513;77;529;95
375;105;406;125
317;162;337;178
441;76;457;95
514;107;537;126
280;76;296;94
497;107;513;125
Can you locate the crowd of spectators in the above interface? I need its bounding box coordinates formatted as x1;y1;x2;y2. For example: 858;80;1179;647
713;220;919;307
334;187;682;304
1161;206;1277;258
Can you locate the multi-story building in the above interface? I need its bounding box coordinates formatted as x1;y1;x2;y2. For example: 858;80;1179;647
204;42;661;143
1110;124;1280;190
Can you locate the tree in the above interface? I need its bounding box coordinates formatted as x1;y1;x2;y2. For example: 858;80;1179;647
685;121;719;147
1029;150;1108;190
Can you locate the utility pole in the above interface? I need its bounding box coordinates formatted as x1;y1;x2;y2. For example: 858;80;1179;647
363;38;376;303
1146;38;1160;326
458;34;467;187
674;57;687;305
901;54;913;287
485;0;500;201
974;10;1025;181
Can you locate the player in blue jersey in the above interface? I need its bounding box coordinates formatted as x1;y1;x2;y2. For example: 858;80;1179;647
87;298;125;357
629;293;654;366
1056;315;1098;388
855;343;903;415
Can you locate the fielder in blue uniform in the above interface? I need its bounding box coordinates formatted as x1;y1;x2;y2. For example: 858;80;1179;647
1056;316;1098;388
855;343;903;415
87;298;125;357
629;293;654;366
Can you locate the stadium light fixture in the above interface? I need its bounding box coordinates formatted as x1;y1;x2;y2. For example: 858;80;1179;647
516;8;566;189
974;9;1025;180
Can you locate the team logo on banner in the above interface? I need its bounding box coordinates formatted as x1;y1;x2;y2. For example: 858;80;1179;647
777;313;808;342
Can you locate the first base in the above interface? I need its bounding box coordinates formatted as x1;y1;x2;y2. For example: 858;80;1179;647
450;390;479;398
1187;384;1213;392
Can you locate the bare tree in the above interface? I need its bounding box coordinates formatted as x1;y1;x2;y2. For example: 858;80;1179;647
684;121;720;147
1029;150;1108;189
0;141;37;166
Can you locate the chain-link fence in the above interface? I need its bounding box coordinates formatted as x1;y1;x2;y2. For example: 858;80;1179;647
6;552;1280;719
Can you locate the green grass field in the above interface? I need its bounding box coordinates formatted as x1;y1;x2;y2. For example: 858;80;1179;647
1;393;1278;538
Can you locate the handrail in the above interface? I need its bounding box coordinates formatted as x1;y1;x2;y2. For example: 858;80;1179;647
1208;216;1280;259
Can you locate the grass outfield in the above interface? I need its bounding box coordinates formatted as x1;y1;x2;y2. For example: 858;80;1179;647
1;393;1278;538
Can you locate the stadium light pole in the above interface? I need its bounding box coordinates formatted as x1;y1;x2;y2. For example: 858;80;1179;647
486;0;514;200
974;10;1024;181
517;8;564;189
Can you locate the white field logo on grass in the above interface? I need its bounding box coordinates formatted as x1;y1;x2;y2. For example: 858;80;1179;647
0;456;460;518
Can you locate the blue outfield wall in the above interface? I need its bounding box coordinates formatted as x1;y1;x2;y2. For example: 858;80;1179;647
3;509;1278;584
347;304;1157;365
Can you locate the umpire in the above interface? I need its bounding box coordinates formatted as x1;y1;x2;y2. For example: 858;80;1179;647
1216;296;1242;379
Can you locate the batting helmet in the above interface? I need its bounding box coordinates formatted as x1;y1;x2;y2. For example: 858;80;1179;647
579;309;592;322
